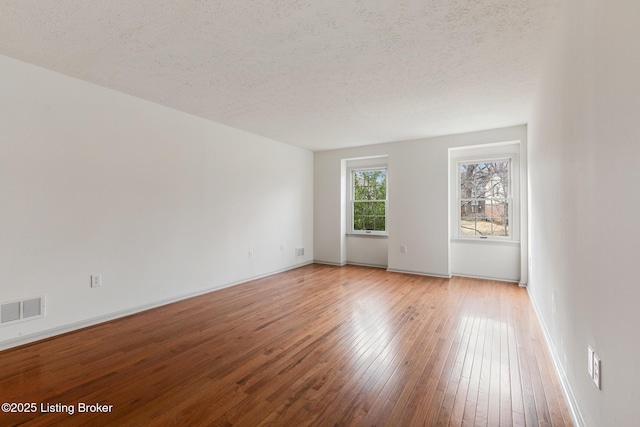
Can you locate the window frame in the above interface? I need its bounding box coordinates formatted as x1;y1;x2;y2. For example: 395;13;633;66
456;157;513;241
349;166;388;236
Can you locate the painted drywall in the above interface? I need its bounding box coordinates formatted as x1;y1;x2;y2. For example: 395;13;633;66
449;142;524;283
0;55;313;348
343;156;389;267
346;236;388;268
527;0;640;425
314;125;528;279
450;242;520;282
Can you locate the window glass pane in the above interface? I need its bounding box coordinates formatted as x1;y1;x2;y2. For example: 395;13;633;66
460;201;473;216
459;160;510;238
460;206;509;236
370;185;377;199
354;216;364;230
377;182;386;199
354;170;386;199
364;217;375;230
489;219;508;237
373;202;385;216
460;218;478;236
352;168;387;232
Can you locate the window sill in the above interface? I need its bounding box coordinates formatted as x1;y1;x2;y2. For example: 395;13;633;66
346;233;388;238
451;238;520;247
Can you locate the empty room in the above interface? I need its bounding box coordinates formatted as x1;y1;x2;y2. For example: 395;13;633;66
1;1;638;426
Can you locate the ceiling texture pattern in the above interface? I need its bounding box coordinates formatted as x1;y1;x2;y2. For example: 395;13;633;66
0;0;560;151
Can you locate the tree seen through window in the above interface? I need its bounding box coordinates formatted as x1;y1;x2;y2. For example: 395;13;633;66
352;169;387;232
459;160;510;237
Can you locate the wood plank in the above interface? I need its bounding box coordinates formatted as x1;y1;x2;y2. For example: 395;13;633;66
0;264;573;426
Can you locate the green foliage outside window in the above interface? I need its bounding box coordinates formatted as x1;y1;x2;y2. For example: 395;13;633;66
353;169;387;232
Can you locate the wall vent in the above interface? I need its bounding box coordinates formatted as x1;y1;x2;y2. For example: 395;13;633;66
0;296;45;326
295;248;305;257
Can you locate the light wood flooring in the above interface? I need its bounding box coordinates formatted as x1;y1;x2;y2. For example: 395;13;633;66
0;264;573;426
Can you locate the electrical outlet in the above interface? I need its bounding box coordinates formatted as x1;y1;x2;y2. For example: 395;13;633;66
280;243;285;252
588;346;594;377
91;274;102;288
248;250;253;259
593;353;601;389
401;245;407;253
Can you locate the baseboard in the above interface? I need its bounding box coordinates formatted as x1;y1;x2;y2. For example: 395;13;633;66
526;287;585;427
385;268;451;279
0;261;313;353
345;262;387;269
313;260;347;266
451;272;520;284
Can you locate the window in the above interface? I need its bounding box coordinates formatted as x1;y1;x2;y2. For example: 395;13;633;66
459;159;510;238
351;168;387;234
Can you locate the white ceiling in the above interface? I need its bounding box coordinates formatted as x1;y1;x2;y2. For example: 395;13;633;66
0;0;560;151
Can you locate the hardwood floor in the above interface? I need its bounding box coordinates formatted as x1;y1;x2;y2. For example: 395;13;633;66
0;264;572;426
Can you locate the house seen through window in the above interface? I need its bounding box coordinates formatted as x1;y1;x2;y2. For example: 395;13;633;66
459;160;510;238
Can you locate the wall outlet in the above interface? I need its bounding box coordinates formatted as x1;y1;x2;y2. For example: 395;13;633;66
588;346;594;377
248;250;254;259
91;274;102;288
280;243;285;252
401;245;407;253
295;248;304;257
593;353;601;389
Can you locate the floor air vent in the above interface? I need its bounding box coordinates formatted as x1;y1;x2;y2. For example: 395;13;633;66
0;296;45;326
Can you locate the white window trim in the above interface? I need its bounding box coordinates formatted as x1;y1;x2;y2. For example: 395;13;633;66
348;166;388;236
456;156;515;241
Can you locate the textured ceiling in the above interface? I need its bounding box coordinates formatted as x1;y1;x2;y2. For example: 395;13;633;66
0;0;560;151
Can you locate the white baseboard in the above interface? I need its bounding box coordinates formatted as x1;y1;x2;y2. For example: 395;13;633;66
345;262;387;269
451;272;520;284
526;287;585;427
0;261;312;352
313;259;346;266
385;268;451;279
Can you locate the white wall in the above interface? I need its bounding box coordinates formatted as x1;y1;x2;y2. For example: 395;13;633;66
528;0;640;425
314;125;527;278
346;236;388;267
450;241;520;282
344;156;389;267
0;55;314;348
449;142;524;283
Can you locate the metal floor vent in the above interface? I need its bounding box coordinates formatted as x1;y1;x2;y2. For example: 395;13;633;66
0;296;44;326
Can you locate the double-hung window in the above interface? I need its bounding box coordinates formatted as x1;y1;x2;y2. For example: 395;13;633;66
351;168;387;234
458;159;511;238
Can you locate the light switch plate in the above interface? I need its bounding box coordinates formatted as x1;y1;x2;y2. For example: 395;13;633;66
588;346;594;377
